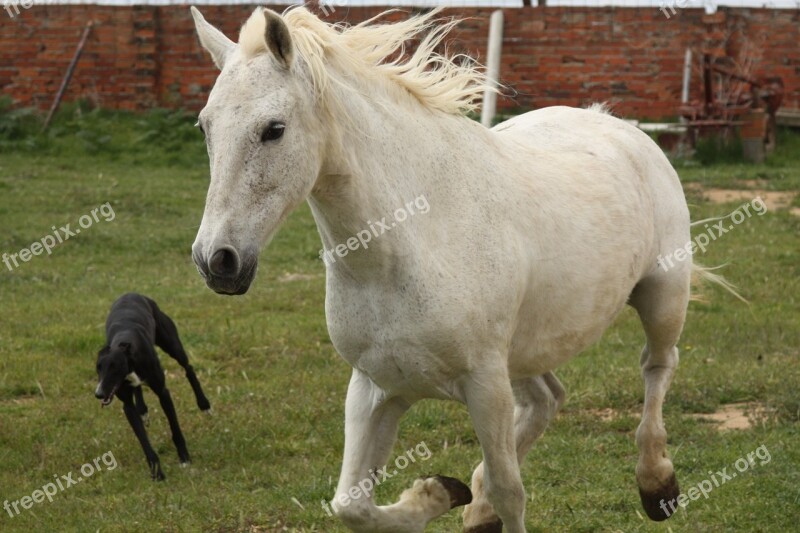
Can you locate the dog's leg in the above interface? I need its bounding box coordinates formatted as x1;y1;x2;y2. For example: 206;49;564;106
150;377;191;465
119;388;164;480
152;304;211;411
134;386;149;425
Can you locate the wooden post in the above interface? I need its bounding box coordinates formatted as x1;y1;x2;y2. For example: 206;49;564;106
43;21;93;132
741;109;767;163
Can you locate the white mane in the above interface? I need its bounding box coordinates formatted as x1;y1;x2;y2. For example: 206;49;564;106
238;7;488;116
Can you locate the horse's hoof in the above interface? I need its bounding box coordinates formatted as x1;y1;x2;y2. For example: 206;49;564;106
465;519;503;533
429;475;472;509
639;472;680;521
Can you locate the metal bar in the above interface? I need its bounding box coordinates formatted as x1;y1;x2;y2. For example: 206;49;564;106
681;48;692;104
480;10;504;128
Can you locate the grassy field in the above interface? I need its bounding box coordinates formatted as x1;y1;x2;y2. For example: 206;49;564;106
0;105;798;532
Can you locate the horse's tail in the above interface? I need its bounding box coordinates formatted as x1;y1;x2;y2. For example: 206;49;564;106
691;263;747;303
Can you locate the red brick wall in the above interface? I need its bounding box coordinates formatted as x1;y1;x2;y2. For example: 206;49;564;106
1;5;798;119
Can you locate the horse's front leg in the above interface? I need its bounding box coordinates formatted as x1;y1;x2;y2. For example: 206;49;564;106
464;372;564;532
333;369;471;533
463;366;526;533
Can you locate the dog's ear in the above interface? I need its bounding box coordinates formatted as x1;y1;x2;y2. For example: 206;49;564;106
118;341;131;353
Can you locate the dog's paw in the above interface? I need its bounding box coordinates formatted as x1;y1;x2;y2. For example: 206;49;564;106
180;461;191;468
198;398;211;411
149;460;165;481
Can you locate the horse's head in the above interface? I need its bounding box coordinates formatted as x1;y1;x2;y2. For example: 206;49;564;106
190;7;323;295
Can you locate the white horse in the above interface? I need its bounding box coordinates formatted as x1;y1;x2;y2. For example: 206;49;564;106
189;7;732;532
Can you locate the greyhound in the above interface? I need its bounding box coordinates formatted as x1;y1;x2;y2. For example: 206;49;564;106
94;292;210;480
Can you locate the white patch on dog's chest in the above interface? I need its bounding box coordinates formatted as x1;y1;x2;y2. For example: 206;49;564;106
126;372;143;386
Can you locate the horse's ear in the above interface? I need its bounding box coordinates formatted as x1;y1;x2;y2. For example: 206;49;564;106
191;6;235;70
263;8;293;69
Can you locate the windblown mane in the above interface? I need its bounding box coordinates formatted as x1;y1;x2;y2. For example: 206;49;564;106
238;7;487;115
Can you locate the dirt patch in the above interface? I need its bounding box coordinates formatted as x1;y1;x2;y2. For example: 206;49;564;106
0;395;38;405
689;402;770;431
583;402;770;431
584;407;636;421
277;272;323;283
683;183;798;216
701;189;796;211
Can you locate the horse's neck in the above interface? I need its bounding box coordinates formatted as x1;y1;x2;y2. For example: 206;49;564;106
310;95;472;267
310;92;491;255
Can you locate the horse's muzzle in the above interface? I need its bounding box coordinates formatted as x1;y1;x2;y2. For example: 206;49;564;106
192;245;258;295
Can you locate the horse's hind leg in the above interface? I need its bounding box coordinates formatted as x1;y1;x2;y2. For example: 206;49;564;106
629;269;690;521
463;372;565;532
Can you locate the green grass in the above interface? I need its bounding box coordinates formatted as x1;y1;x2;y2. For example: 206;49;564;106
0;107;798;532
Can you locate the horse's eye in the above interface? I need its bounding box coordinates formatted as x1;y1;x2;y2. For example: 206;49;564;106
196;121;205;137
261;122;285;143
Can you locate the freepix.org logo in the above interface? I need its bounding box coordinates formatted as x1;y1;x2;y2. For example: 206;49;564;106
2;202;116;272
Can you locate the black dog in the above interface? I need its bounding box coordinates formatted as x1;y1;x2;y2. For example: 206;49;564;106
95;293;210;480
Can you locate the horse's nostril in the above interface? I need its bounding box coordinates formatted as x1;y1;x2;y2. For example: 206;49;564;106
209;247;240;278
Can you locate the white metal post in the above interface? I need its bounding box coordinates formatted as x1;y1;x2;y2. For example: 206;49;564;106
481;10;504;128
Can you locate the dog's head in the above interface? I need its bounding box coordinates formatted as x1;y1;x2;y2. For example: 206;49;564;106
95;342;131;406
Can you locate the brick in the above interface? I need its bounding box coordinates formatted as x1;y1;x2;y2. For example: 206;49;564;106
0;5;797;119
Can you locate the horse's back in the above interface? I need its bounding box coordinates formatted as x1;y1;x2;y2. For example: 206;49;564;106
493;105;690;267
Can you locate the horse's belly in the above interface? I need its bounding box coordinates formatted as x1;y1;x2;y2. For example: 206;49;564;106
507;279;634;378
